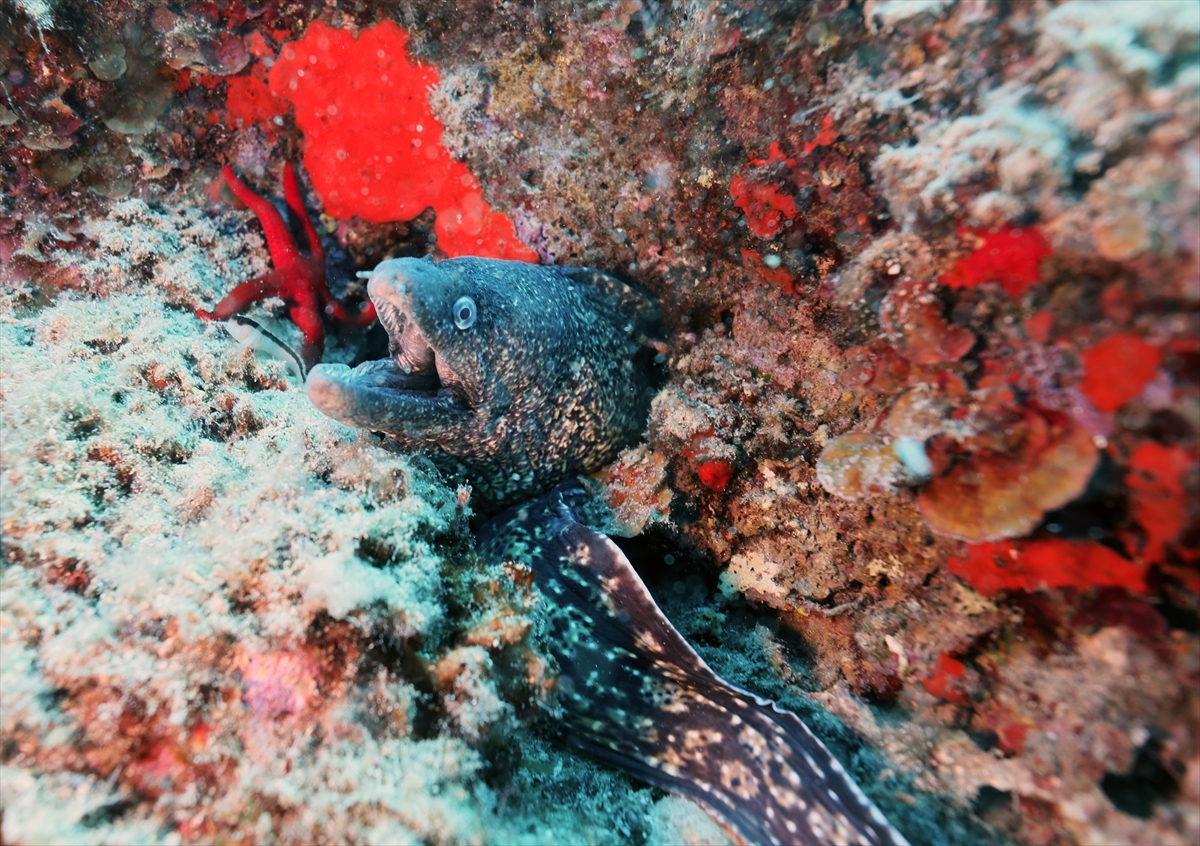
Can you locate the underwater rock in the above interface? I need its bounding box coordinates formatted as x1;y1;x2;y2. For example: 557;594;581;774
3;2;1198;844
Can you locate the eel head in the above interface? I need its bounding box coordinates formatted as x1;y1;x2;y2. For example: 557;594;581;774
306;256;658;511
306;257;500;441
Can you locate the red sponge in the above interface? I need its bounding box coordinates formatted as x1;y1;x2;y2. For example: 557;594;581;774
940;227;1051;298
269;21;535;262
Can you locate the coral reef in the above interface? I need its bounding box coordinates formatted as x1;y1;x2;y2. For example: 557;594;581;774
2;1;1198;844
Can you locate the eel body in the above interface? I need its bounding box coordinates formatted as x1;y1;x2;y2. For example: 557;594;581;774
478;480;909;846
304;255;909;845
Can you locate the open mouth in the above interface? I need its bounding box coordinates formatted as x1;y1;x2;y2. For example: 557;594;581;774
360;294;444;393
305;269;469;432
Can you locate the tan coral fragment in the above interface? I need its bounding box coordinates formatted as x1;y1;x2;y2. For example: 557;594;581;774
919;415;1099;542
816;432;909;500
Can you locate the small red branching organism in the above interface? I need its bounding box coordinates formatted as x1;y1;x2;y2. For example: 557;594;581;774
197;163;375;369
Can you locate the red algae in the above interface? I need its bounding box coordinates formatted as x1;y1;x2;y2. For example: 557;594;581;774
681;429;739;494
1023;309;1054;344
939;227;1051;298
972;699;1030;756
268;21;535;262
730;142;797;239
947;538;1146;596
1080;333;1163;412
839;344;911;394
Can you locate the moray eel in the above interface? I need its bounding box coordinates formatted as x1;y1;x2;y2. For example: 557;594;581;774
480;481;909;846
307;256;909;846
307;256;657;513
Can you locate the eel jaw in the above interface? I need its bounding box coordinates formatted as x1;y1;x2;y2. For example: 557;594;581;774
306;271;471;436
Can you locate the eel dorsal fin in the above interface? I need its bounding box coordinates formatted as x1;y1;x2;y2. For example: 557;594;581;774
478;481;910;846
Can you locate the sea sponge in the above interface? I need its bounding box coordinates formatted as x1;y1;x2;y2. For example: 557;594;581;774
938;227;1051;299
1125;441;1194;564
268;21;535;262
1079;332;1163;413
946;538;1146;596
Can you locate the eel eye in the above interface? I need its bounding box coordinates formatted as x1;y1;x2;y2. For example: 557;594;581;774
451;296;477;330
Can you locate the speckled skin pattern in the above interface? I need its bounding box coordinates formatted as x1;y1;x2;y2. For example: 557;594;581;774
307;256;656;513
479;481;909;846
308;256;907;845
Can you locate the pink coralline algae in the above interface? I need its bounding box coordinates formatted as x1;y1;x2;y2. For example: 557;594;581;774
241;650;321;718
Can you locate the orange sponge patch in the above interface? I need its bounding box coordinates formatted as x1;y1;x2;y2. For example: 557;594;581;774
1079;333;1162;412
269;21;535;262
947;538;1146;597
940;227;1051;298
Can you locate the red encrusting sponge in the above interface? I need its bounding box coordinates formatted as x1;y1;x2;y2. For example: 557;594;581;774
267;21;536;262
939;227;1051;298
